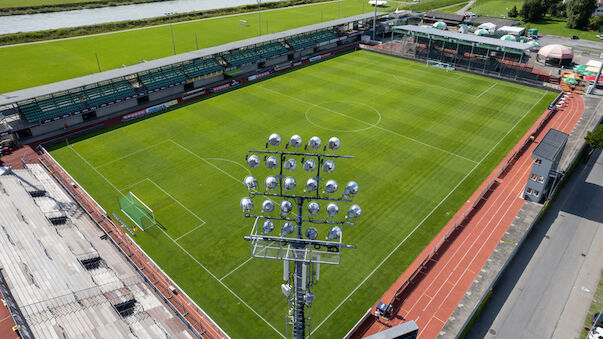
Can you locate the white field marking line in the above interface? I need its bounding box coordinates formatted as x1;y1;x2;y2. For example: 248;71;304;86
220;257;253;281
258;85;478;164
476;83;497;98
310;91;548;335
175;223;206;241
146;178;205;223
205;157;252;177
0;0;344;48
169;139;244;185
68;145;284;338
119;177;150;192
95;140;170;169
409;152;533;320
156;225;286;338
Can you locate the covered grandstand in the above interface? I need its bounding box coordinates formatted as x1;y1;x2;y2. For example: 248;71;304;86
0;13;382;144
389;25;541;82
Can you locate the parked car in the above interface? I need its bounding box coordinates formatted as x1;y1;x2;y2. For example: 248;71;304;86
571;35;579;40
593;312;603;327
589;326;603;339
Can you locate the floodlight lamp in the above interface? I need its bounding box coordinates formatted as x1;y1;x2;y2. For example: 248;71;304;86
348;204;362;218
306;178;318;192
281;221;295;236
304;291;315;305
322;160;335;173
262;199;275;213
281;283;292;298
280;200;293;214
244;175;258;190
305;227;318;240
247;155;260;168
344;181;359;196
325;180;338;194
284;177;296;191
240;197;253;212
268;133;281;146
328;226;342;241
266;156;279;169
326;203;339;218
328;137;341;151
308;136;321;150
262;219;275;234
289;134;303;148
265;176;277;190
307;201;320;216
284;158;297;171
303;159;316;172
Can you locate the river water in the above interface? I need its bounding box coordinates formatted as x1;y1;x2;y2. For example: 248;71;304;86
0;0;282;35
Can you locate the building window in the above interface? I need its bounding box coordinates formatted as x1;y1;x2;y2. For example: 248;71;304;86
538;176;544;183
530;173;537;181
533;190;540;197
535;158;542;165
527;187;532;194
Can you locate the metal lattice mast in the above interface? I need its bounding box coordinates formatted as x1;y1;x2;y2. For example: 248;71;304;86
240;134;362;338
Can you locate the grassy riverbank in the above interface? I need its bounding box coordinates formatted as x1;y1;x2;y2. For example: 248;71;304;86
0;0;167;16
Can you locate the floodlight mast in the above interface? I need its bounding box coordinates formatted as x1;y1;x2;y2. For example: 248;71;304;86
241;134;361;339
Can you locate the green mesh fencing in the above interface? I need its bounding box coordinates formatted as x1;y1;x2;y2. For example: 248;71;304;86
119;192;155;230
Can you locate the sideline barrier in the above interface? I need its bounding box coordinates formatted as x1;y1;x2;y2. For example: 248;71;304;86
37;147;227;339
382;92;564;317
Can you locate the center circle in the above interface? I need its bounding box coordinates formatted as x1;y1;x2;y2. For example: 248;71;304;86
305;101;381;132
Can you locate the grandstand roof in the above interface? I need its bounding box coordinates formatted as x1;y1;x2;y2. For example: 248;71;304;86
393;25;533;52
0;12;384;107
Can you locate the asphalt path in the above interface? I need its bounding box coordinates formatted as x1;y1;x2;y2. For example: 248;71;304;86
467;148;603;339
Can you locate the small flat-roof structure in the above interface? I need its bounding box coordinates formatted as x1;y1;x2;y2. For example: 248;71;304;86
423;11;465;26
0;12;383;107
393;25;532;53
533;129;569;161
364;320;419;339
497;26;526;36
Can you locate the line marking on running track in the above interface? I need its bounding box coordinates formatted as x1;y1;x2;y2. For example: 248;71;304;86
95;140;170;169
220;257;253;281
67;145;285;338
258;85;478;164
310;92;547;335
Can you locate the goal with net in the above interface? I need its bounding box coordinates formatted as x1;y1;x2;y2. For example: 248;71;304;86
427;59;455;71
119;192;156;230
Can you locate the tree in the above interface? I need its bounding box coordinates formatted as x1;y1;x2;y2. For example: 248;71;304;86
585;124;603;149
508;5;519;17
566;0;596;28
520;0;547;22
590;15;603;31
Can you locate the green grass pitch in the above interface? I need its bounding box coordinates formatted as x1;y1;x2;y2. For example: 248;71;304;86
48;51;556;338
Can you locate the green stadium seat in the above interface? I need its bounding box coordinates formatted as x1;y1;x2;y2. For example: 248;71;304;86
18;93;86;123
180;58;223;79
83;80;136;107
254;42;288;59
139;67;187;91
310;30;338;44
223;49;260;67
285;34;316;50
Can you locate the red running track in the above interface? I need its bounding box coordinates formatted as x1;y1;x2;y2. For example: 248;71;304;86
358;92;585;338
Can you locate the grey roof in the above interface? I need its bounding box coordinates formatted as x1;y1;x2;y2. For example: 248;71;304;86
533;128;568;161
424;11;465;23
471;17;522;27
364;320;419;339
0;12;383;106
393;24;533;51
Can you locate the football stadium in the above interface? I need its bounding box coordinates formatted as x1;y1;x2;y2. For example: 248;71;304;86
0;1;601;338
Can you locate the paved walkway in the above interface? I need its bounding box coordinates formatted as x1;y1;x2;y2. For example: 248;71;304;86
468;147;603;339
355;93;585;338
455;0;475;15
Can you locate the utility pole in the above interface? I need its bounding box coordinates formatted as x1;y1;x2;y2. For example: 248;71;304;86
166;12;176;55
372;1;378;40
257;0;262;36
95;53;101;72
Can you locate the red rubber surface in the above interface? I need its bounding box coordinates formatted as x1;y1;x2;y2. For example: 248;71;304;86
357;93;585;338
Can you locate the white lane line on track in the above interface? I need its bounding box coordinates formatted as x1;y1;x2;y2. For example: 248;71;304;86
310;92;547;336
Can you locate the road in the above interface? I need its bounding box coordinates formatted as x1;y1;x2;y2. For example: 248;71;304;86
467;148;603;339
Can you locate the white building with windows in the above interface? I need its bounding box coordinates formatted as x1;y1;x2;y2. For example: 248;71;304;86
524;128;568;203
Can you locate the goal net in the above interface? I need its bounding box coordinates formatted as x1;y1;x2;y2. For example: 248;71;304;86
119;192;155;230
427;59;455;71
